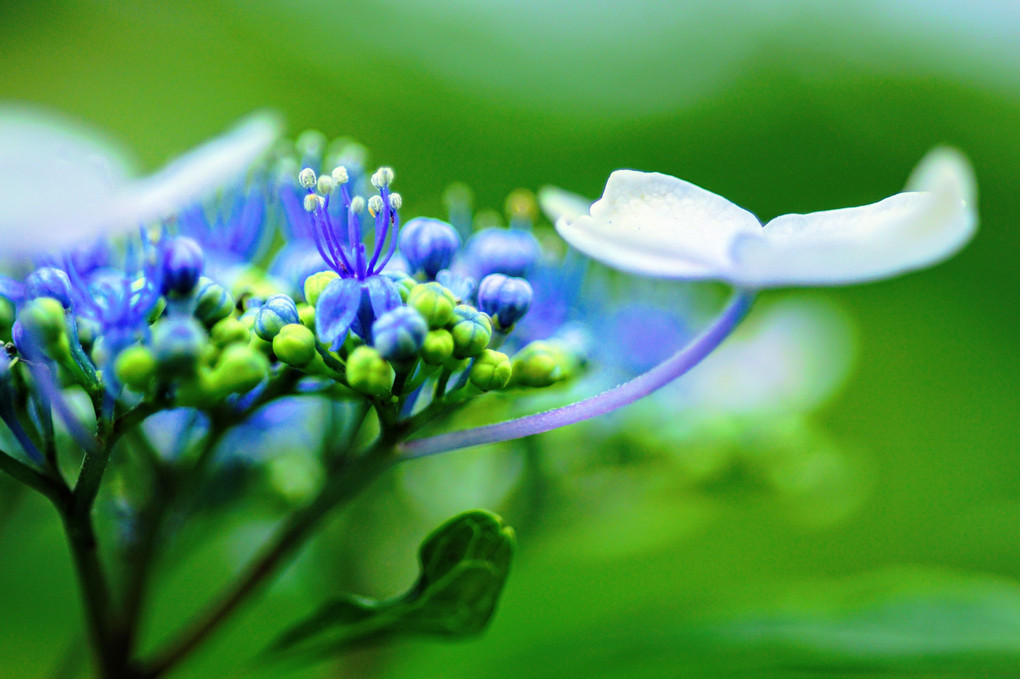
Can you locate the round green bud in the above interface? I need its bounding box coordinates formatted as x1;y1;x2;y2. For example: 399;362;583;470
211;344;269;395
407;282;457;328
304;270;340;306
114;345;156;391
449;305;492;358
20;297;70;359
511;341;565;388
420;328;454;365
469;349;512;391
273;323;317;368
297;303;315;329
194;277;235;326
210;316;250;347
346;345;393;397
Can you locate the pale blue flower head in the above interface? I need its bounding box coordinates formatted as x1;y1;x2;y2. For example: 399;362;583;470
0;106;282;256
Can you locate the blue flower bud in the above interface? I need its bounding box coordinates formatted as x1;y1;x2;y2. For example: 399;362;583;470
25;267;74;309
462;228;540;279
372;307;427;362
161;237;206;295
254;294;300;341
477;274;533;329
398;218;461;278
152;316;207;376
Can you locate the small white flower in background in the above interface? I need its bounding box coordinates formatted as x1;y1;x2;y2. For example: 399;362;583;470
547;148;977;287
0;106;282;255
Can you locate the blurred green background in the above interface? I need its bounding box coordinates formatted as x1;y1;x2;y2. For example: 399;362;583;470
1;1;1018;677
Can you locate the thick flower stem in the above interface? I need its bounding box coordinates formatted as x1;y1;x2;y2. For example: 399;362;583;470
399;288;757;459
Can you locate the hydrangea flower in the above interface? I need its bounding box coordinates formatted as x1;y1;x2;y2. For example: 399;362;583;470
551;148;977;287
0;106;281;255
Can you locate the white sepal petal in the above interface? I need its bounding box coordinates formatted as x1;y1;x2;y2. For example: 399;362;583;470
555;169;762;279
537;185;591;224
731;147;977;287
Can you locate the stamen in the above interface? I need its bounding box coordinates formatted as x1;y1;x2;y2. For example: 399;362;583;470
298;167;317;190
370;166;394;189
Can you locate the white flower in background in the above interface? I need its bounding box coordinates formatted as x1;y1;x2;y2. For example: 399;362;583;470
550;148;977;287
0;105;282;255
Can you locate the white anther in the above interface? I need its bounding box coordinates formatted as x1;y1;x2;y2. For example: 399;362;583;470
303;194;324;212
298;167;317;189
331;166;349;185
389;193;402;210
349;196;366;213
317;175;336;195
370;166;394;188
367;195;384;216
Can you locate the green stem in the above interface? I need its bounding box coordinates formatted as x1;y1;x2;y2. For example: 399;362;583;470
60;500;127;678
0;447;68;505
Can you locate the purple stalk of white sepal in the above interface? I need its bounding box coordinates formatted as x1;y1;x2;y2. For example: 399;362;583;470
400;288;756;459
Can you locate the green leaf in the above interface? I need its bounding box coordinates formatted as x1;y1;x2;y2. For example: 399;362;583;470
269;509;515;659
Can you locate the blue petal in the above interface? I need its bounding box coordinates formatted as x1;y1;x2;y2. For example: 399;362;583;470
316;277;361;350
352;275;402;342
0;275;25;303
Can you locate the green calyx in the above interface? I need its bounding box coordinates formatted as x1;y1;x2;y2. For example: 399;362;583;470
469;349;512;391
408;282;457;329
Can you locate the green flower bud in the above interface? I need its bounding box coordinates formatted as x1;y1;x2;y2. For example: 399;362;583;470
210;316;250;347
114;345;156;391
297;302;315;329
407;282;457;328
346;345;393;397
273;323;317;368
511;341;567;388
469;349;512;391
420;328;454;365
194;277;235;326
449;305;492;358
303;270;340;306
210;344;269;395
20;297;70;360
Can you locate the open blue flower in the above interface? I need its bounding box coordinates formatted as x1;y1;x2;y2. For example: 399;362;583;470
301;167;404;349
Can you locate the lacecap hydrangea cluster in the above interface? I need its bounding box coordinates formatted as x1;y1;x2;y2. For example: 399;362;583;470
0;134;587;460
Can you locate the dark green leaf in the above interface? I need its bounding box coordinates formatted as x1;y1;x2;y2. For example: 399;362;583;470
268;509;515;660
